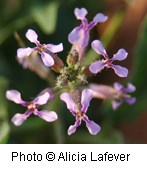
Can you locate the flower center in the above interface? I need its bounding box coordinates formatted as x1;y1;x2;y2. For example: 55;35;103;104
28;103;36;110
37;44;45;53
76;112;84;119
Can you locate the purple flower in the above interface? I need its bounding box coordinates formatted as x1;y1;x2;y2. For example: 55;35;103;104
89;40;128;77
6;90;58;126
89;83;116;99
60;89;101;135
17;29;63;67
68;8;108;61
112;82;136;110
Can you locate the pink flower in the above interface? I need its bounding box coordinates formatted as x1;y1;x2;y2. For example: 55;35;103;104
68;8;108;61
89;82;136;110
60;89;101;135
89;40;128;77
6;90;58;126
112;82;136;110
17;29;63;67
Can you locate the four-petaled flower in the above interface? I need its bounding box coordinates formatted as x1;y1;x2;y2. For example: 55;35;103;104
60;89;101;135
68;8;108;61
112;82;136;110
89;40;128;77
17;29;63;67
6;90;58;126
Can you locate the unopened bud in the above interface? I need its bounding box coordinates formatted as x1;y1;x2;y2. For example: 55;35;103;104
51;54;64;73
67;49;79;66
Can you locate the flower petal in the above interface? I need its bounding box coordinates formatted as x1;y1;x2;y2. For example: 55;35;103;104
25;29;39;43
124;83;136;93
67;119;81;135
68;26;81;44
17;47;34;59
112;100;122;110
89;83;116;99
93;13;108;24
34;92;50;105
114;82;124;92
81;89;93;113
45;43;63;53
60;92;76;115
41;52;54;67
68;27;89;48
84;116;101;135
74;8;88;20
91;40;108;58
112;49;128;61
89;60;105;74
124;97;136;105
111;65;128;77
6;90;25;104
11;113;28;126
35;110;58;122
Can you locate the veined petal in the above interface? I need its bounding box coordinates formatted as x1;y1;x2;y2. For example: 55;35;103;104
112;100;122;110
93;13;108;24
60;92;76;115
67;119;81;135
112;49;128;61
84;116;101;135
35;110;58;122
81;89;93;113
111;65;128;77
124;97;136;105
41;52;54;67
74;8;88;20
11;113;28;126
68;26;81;44
91;40;108;58
26;29;39;43
45;43;63;53
34;92;50;105
6;90;25;104
89;60;105;74
17;47;34;59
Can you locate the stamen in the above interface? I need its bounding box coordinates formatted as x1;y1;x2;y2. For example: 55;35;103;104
28;103;36;110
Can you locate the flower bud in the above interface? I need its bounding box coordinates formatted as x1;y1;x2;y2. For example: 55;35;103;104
67;49;79;66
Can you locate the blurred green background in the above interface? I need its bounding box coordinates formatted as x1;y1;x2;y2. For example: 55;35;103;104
0;0;147;144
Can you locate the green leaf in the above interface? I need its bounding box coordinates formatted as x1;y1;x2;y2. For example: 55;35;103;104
32;1;59;34
0;77;10;143
0;15;32;44
101;11;124;47
0;122;10;144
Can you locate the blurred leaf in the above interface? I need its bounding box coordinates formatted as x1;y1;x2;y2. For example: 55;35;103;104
0;77;10;143
0;16;32;44
0;122;10;144
101;12;124;47
132;16;147;93
32;1;59;34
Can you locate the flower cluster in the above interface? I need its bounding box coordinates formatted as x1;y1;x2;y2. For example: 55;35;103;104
6;7;136;136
